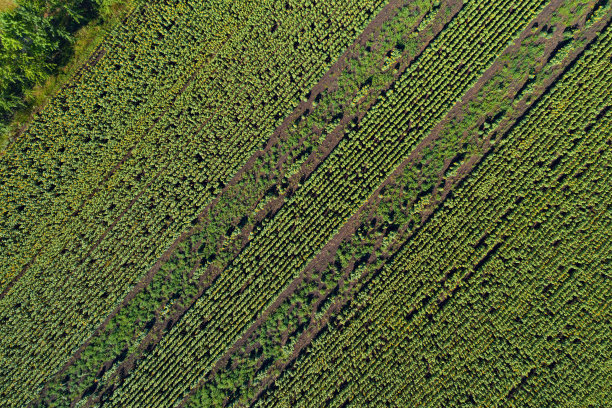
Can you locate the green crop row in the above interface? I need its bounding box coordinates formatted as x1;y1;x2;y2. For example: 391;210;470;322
183;2;608;405
258;25;611;407
104;0;553;406
0;0;389;405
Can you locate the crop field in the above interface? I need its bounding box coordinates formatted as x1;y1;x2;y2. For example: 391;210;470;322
0;0;610;407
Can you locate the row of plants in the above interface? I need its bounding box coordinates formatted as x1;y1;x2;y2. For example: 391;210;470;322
105;0;555;405
258;24;611;406
1;0;390;405
182;0;606;405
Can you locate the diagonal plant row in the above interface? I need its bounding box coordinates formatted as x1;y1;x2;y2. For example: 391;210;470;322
181;1;610;405
2;1;391;406
100;0;558;406
257;26;611;406
57;1;458;407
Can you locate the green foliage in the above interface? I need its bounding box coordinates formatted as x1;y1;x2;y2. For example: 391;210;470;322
1;0;610;407
3;0;392;406
0;0;140;145
0;0;89;116
260;22;612;408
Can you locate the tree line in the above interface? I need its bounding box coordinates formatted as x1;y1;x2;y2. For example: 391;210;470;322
0;0;133;133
